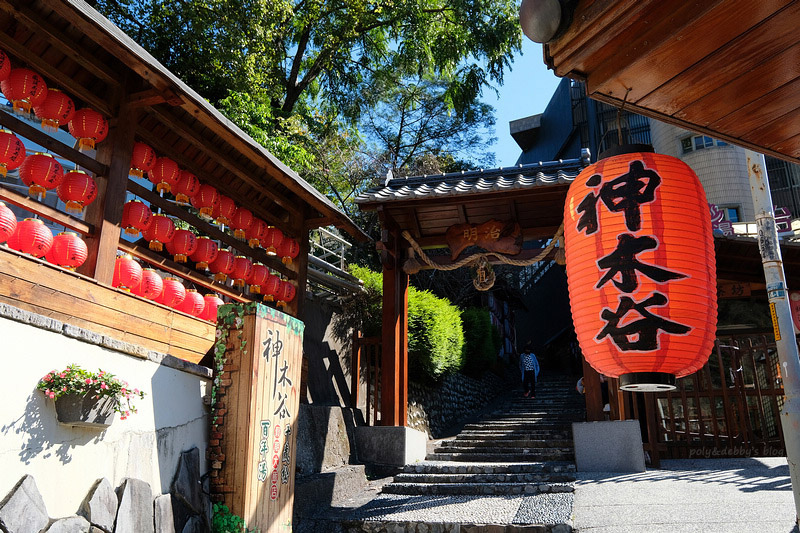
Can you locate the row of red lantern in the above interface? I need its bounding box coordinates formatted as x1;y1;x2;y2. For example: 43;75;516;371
0;132;99;214
0;202;88;269
128;143;300;259
0;48;108;148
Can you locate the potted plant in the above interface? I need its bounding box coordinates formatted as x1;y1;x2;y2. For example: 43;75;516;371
37;365;146;428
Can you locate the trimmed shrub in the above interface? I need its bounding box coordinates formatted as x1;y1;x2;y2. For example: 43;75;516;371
461;308;500;377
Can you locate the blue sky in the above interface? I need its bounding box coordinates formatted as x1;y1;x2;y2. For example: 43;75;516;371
483;39;562;167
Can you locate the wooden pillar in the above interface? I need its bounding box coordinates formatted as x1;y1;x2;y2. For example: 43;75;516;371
582;356;605;421
379;217;409;427
211;303;304;531
80;89;137;283
290;221;310;319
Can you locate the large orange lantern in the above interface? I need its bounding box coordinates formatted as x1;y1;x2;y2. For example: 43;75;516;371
564;146;716;391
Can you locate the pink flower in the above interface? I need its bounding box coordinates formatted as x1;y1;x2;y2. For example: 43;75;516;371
46;390;55;399
62;386;67;392
100;383;108;390
59;373;66;378
121;388;127;395
85;378;92;384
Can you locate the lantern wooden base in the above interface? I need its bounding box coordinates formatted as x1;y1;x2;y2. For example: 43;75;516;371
619;372;676;392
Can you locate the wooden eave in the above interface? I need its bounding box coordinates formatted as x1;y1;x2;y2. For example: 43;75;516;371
0;0;368;241
544;0;800;164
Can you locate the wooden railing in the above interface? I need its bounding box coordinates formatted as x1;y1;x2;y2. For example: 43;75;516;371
617;333;789;466
351;334;382;426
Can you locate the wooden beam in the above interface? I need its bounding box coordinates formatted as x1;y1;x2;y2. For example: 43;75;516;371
127;180;295;279
145;105;302;219
81;93;136;283
292;222;311;319
0;25;112;116
0;184;93;235
0;108;107;176
128;89;168;108
1;0;119;86
117;240;253;303
133;123;287;229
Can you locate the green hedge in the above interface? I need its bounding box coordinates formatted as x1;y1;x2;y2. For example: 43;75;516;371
343;265;464;381
461;308;501;377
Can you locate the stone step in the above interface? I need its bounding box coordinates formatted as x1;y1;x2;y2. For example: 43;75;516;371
381;481;575;496
339;519;573;532
445;438;574;448
403;461;576;475
462;423;572;431
426;451;575;462
433;445;574;455
393;472;576;484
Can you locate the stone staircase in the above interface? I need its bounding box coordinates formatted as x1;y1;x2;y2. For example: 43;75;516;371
381;375;584;499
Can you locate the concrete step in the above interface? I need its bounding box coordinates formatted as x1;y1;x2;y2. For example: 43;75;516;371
393;472;576;484
433;445;574;455
462;423;572;431
339;520;574;532
381;481;575;496
426;451;575;462
444;438;574;448
403;461;576;474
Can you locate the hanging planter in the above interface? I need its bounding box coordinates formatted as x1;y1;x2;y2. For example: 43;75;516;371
37;365;146;428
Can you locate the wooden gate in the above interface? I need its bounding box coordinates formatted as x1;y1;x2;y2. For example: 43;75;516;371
621;333;789;465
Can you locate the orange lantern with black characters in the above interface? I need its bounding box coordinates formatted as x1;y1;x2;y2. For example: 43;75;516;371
564;145;716;391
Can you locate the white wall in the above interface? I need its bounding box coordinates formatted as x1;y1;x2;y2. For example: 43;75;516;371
0;315;210;517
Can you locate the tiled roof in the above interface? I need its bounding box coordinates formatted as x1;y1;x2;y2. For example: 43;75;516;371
356;156;588;205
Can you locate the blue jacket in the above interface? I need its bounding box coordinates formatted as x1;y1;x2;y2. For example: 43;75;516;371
519;351;540;381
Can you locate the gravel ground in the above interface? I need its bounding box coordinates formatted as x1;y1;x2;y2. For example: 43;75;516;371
513;493;574;525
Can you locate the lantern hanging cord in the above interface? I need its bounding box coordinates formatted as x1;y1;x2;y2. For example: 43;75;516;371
616;87;632;146
401;224;564;272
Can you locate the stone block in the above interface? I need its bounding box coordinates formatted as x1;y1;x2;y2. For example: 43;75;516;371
181;516;204;533
295;404;358;476
293;465;368;519
115;478;154;533
62;324;103;345
79;478;117;533
171;448;203;515
0;475;50;533
43;515;91;532
572;420;646;472
154;495;175;533
355;426;427;466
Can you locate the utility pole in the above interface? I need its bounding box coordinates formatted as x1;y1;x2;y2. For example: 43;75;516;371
746;150;800;526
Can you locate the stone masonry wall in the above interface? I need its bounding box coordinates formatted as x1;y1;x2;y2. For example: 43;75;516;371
407;371;506;438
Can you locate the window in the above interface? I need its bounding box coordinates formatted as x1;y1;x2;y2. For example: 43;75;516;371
681;135;727;154
724;207;740;223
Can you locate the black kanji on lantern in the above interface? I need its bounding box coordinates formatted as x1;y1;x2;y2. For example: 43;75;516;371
576;161;662;235
596;292;691;351
596;234;687;292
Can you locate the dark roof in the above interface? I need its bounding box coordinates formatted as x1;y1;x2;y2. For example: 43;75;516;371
356;157;587;207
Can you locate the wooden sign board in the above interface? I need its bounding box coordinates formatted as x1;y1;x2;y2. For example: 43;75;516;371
212;303;304;532
717;282;751;299
445;219;522;260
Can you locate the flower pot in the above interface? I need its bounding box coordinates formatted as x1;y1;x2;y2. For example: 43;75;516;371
53;393;116;428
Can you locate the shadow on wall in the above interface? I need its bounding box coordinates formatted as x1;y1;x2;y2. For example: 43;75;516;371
303;300;352;407
1;390;105;466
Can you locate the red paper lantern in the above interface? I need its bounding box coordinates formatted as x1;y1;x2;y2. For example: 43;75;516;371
19;152;63;198
277;236;300;265
15;218;52;258
133;268;163;300
262;273;281;302
57;170;98;215
6;223;19;251
231;207;253;240
166;229;198;263
209;248;234;283
564;147;717;391
130;142;156;179
158;277;186;308
177;289;205;317
200;293;225;322
148;157;180;194
1;68;47;115
142;214;175;252
121;200;153;237
247;263;270;294
34;89;75;132
0;201;16;243
112;255;142;292
262;226;284;255
0;130;25;178
0;49;11;82
212;194;236;226
231;256;253;288
191;184;219;218
246;218;268;248
190;236;218;271
47;232;87;270
276;280;297;308
68;108;108;151
174;170;200;205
